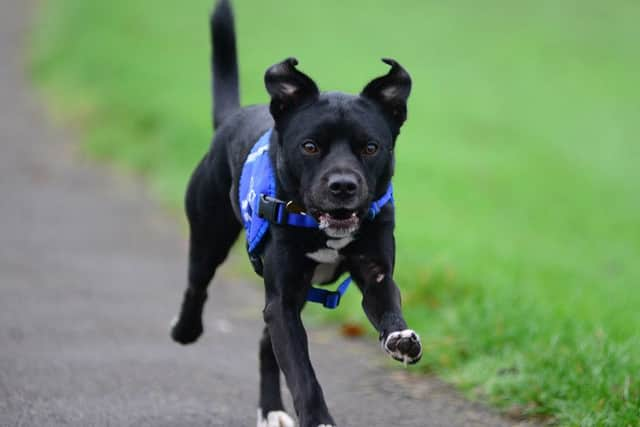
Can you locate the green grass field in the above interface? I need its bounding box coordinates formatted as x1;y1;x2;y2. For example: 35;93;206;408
30;0;640;425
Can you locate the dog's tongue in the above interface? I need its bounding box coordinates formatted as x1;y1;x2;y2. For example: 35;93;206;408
318;212;359;230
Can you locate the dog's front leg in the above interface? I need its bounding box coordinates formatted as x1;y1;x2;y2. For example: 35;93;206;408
357;270;422;365
262;244;336;427
349;222;423;365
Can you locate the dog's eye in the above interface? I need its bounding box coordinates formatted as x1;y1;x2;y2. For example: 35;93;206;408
301;140;320;155
362;142;379;156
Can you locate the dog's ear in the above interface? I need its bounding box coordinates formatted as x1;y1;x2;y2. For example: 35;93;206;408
265;57;319;123
361;58;411;130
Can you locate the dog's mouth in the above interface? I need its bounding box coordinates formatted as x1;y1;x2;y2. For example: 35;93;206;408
316;209;360;236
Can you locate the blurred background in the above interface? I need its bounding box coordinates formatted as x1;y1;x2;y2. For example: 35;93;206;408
29;0;639;425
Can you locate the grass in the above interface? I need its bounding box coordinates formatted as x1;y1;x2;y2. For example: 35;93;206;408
30;0;640;425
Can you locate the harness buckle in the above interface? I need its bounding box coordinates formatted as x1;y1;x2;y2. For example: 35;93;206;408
323;292;342;309
258;195;285;223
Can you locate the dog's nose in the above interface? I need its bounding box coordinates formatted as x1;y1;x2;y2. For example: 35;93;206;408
328;174;358;199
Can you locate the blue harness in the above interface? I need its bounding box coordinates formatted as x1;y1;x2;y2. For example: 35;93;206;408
239;129;394;309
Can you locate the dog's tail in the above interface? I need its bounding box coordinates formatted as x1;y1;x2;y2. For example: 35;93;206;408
210;0;240;129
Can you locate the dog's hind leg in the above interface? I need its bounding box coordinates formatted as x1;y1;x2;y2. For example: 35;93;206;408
171;161;241;344
257;327;295;427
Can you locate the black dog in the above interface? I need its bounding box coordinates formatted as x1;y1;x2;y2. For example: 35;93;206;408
171;1;422;426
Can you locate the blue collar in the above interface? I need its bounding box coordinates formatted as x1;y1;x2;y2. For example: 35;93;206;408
239;129;394;309
257;182;394;229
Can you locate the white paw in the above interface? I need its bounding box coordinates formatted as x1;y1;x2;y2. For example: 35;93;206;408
257;409;295;427
382;329;423;365
317;425;335;427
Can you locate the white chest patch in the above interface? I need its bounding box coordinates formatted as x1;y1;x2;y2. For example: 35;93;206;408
306;248;341;264
305;235;355;284
326;236;354;250
305;234;354;264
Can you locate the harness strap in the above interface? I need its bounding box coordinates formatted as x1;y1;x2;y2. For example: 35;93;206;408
306;276;352;309
258;195;318;228
258;185;394;228
368;185;394;219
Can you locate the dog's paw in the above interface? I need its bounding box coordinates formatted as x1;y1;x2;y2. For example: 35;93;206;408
257;409;295;427
170;315;203;345
382;329;422;365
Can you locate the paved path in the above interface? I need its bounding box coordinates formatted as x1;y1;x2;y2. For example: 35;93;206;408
0;1;531;426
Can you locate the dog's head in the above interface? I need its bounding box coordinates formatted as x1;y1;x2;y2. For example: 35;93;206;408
265;58;411;237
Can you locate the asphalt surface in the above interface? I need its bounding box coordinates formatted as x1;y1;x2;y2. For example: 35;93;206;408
0;1;533;426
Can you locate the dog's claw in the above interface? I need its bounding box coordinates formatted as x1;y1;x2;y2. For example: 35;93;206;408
382;329;422;365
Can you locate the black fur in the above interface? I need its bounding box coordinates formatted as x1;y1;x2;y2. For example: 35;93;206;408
210;0;239;129
171;1;422;425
